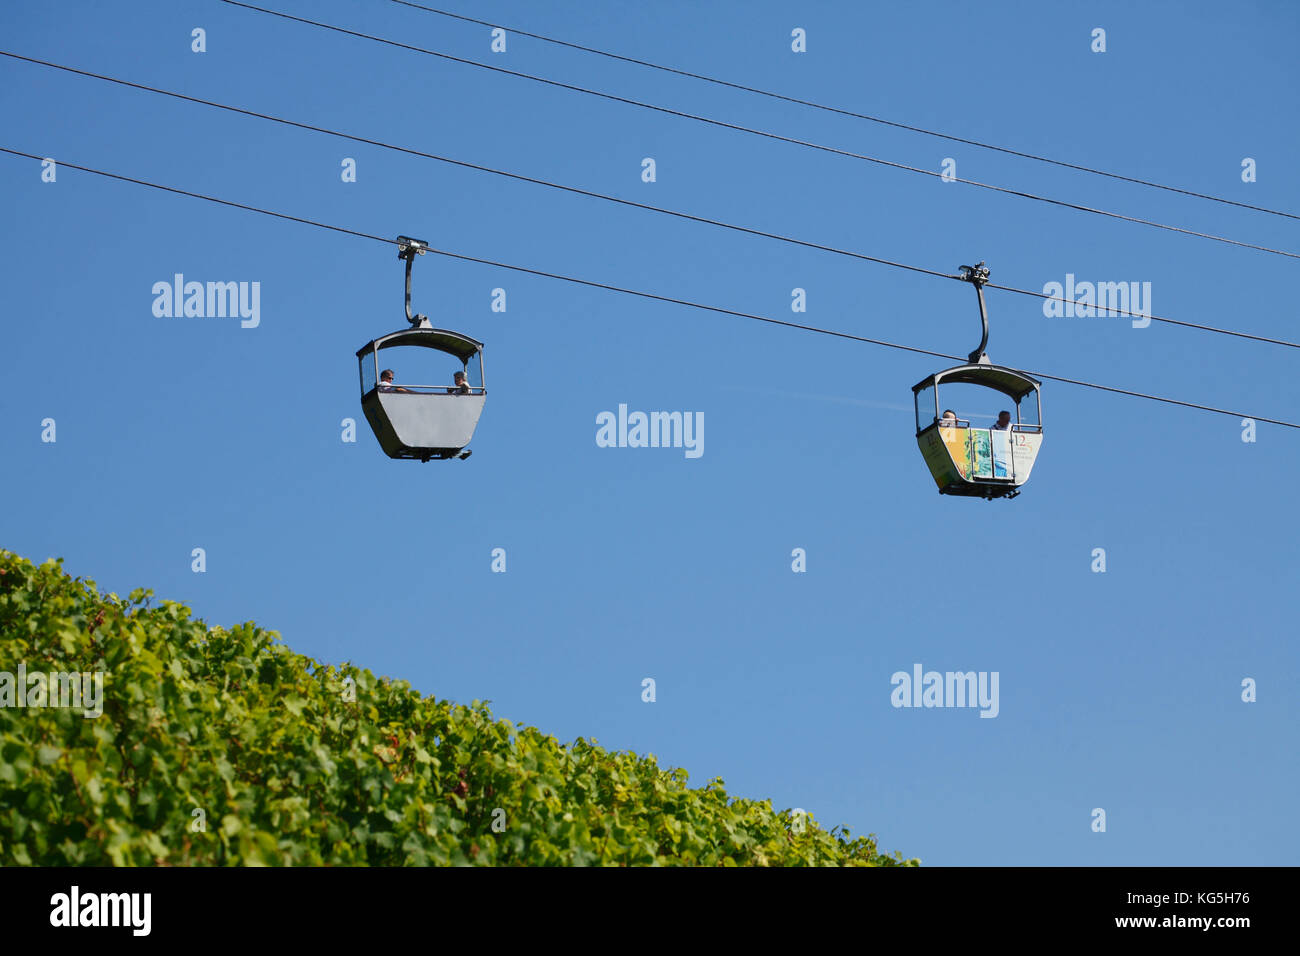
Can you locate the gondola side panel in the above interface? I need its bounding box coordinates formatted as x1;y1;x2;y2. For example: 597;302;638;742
918;427;962;491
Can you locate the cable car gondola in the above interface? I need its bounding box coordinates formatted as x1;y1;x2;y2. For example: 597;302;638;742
912;262;1043;500
356;236;486;462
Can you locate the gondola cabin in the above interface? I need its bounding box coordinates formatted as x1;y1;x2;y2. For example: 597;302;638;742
911;261;1043;499
356;235;485;462
357;323;486;461
913;363;1042;499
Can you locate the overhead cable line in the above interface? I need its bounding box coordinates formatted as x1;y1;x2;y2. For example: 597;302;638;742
2;146;1293;429
384;0;1300;224
7;51;1293;350
214;0;1300;261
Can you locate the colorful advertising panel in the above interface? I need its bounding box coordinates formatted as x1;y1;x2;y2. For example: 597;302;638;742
1010;430;1041;481
919;428;960;489
969;429;993;478
939;425;968;478
990;429;1011;478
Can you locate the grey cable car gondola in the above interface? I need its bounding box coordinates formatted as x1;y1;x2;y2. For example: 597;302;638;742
912;263;1043;500
356;237;486;462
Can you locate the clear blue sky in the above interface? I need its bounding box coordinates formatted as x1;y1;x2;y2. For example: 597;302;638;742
3;0;1297;865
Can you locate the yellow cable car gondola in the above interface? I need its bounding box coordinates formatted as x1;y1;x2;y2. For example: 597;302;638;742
913;263;1042;499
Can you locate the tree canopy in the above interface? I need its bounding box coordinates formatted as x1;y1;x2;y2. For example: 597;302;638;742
0;550;915;866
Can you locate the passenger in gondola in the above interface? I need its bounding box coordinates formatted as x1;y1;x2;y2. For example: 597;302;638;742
990;410;1013;477
940;409;958;426
379;369;410;393
447;370;471;395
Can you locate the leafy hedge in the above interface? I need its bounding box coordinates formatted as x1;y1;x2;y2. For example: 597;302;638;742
0;550;916;866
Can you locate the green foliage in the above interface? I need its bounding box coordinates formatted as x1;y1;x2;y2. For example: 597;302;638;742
0;550;917;866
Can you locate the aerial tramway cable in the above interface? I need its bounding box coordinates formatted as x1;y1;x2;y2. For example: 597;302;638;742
381;0;1300;224
214;0;1300;261
2;51;1295;350
2;146;1293;430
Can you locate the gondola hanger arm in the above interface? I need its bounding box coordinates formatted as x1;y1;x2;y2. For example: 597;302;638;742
397;235;430;328
958;261;992;365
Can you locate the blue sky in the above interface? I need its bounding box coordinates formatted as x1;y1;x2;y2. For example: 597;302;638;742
2;0;1297;865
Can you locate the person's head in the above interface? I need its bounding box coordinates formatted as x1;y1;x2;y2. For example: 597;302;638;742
454;370;467;384
996;410;1012;426
941;409;956;422
380;369;394;383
